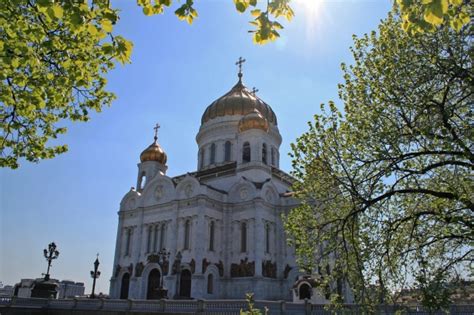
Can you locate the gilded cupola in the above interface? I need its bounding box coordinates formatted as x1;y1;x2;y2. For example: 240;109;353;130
238;108;269;133
140;124;167;164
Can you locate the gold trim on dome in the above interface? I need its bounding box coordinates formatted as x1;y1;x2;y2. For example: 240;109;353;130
238;109;269;133
140;141;167;164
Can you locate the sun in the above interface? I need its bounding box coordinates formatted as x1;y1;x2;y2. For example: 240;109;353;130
294;0;324;20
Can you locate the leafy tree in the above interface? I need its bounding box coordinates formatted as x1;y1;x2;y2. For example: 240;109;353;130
1;0;132;168
285;11;473;309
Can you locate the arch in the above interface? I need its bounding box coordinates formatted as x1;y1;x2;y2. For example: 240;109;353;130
119;273;130;299
184;219;191;250
209;221;215;251
179;269;192;298
242;142;251;163
262;143;267;164
299;283;311;300
210;143;216;164
139;171;147;190
141;175;176;207
199;148;205;169
224;141;232;161
176;175;201;200
241;222;247;253
147;269;161;300
207;274;214;294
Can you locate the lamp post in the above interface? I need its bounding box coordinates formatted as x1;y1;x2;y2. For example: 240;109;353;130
43;242;59;281
157;248;170;298
90;254;101;298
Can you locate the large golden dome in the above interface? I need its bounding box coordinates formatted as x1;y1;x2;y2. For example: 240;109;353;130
238;109;269;133
201;80;277;125
140;138;167;164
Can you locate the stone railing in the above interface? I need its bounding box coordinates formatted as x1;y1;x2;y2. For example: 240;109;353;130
0;297;473;315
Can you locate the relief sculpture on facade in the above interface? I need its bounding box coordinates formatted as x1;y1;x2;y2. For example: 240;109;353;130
231;258;255;277
262;260;277;278
135;262;144;277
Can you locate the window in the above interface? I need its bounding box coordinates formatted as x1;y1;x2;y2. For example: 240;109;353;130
209;221;215;251
299;283;311;300
265;223;270;253
242;142;251;163
124;228;132;256
159;223;166;250
224;141;232;161
184;220;191;250
210;143;216;164
262;143;267;164
199;149;205;169
147;226;152;253
241;222;247;252
207;274;214;294
271;147;276;166
153;225;159;252
139;172;146;190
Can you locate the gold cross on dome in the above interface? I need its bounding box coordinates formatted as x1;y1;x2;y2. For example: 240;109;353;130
235;57;246;79
153;123;160;141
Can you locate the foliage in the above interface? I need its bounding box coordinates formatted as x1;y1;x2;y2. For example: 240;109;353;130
0;0;133;168
396;0;471;34
285;11;473;309
137;0;293;44
240;293;268;315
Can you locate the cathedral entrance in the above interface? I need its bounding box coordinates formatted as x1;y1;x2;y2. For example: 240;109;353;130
179;269;192;298
120;273;130;299
147;269;161;300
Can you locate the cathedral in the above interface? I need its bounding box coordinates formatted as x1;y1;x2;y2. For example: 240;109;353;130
109;60;305;300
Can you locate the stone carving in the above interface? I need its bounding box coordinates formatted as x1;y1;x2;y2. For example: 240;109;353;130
172;259;180;275
135;262;144;277
190;259;196;274
239;188;248;200
155;185;164;200
128;263;133;275
203;258;224;277
147;254;160;264
230;258;255;277
262;260;277;278
217;261;224;277
115;264;121;277
202;258;210;274
184;184;193;197
146;254;169;275
265;190;273;202
284;264;292;279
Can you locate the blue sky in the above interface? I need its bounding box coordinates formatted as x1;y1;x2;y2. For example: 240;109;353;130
1;0;391;294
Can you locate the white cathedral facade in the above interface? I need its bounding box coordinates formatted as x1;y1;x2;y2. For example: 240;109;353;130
109;65;352;302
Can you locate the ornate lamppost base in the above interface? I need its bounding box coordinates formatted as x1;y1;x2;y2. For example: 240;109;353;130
31;279;58;299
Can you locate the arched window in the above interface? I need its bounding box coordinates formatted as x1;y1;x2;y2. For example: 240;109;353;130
271;147;276;166
153;225;159;252
139;172;146;190
209;221;215;251
242;142;251;163
210;143;216;164
199;149;205;169
224;141;232;161
184;220;191;250
159;223;166;250
207;274;214;294
241;222;247;252
124;228;132;256
265;223;270;253
120;273;130;299
262;143;267;164
299;283;311;300
147;225;152;253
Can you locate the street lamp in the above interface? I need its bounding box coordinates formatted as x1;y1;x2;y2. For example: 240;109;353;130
157;248;170;289
43;242;59;281
90;254;101;298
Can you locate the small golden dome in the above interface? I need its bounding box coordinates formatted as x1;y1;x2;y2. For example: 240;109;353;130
140;139;167;164
238;109;269;133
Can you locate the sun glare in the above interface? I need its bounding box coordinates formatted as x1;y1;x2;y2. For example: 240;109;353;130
294;0;324;21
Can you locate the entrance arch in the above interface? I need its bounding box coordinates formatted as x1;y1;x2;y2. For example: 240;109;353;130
179;269;192;298
147;269;161;300
120;273;130;299
299;283;311;300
